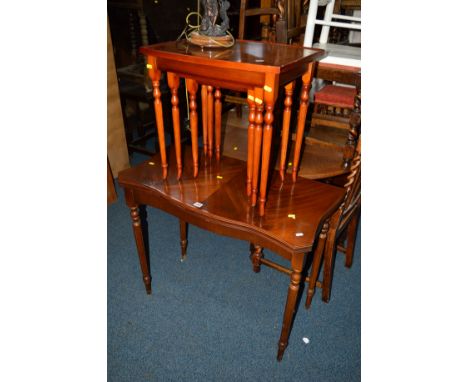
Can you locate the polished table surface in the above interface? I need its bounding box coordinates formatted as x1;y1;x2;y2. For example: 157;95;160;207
118;146;345;359
141;39;325;78
119;147;344;257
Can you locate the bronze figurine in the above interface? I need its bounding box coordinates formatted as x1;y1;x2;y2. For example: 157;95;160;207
200;0;230;37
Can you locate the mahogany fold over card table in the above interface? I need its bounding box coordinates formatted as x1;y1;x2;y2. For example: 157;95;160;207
118;147;345;360
140;39;326;215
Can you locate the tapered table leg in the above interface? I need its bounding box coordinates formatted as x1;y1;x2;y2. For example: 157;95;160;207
306;221;329;309
258;103;276;215
146;57;168;179
179;219;188;261
251;87;264;207
167;72;182;179
292;62;315;182
279;81;295;181
277;252;305;361
258;78;278;216
207;86;214;160
186;79;199;177
214;88;222;161
246;90;255;196
129;206;152;294
201;85;208;165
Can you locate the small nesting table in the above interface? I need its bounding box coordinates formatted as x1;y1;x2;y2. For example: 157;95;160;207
140;39;325;215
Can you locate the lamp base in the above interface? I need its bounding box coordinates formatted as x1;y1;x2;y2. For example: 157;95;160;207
188;32;234;48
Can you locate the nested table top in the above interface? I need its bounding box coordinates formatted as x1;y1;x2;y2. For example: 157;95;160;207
140;40;326;74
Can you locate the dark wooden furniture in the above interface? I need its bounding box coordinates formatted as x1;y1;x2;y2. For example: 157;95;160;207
238;0;307;44
306;136;360;306
118;145;346;360
238;0;282;42
140;39;325;216
309;67;360;168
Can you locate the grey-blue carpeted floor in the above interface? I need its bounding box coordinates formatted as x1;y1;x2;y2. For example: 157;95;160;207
108;152;360;381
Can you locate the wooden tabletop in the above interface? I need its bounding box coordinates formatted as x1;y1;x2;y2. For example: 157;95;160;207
140;39;326;74
118;147;345;257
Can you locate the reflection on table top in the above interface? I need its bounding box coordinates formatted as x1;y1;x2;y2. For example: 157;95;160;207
140;40;326;73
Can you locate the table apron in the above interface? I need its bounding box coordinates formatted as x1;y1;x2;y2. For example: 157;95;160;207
128;186;315;260
278;62;313;87
157;58;266;91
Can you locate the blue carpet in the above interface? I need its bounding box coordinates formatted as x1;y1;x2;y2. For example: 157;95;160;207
108;154;360;381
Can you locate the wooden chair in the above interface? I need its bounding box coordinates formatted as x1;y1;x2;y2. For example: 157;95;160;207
238;0;307;43
300;0;360;163
305;105;361;308
238;0;282;42
309;69;361;168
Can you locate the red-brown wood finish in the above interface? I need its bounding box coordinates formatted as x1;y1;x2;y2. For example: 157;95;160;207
167;72;182;179
251;87;264;207
147;56;168;179
279;80;295;181
207;85;214;160
118;146;345;360
258;73;279;216
214;88;222;161
140;40;325;215
320;137;361;303
186;78;199;177
292;62;315;182
246;89;256;196
201;85;208;163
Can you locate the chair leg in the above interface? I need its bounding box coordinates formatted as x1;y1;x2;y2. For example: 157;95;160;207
305;221;329;309
321;214;340;303
129;206;152;294
179;220;188;261
250;244;263;273
345;211;360;268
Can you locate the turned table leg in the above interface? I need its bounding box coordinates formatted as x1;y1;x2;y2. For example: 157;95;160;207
306;221;329;309
207;85;214;160
146;57;168;179
201;85;208;165
279;81;295;182
179;219;188;261
277;252;305;361
129;205;152;294
292;62;315;182
186;79;199;177
251;87;264;207
167;72;182;179
258;81;277;216
246;90;255;196
214;87;222;161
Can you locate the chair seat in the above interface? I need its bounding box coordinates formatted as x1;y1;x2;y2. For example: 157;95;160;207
314;85;357;108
